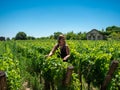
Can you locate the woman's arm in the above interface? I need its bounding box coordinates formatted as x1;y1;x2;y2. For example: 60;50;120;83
48;44;58;57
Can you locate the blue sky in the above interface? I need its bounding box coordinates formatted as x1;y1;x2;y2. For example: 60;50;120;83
0;0;120;38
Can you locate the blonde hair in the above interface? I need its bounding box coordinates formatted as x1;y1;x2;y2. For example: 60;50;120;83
57;34;65;44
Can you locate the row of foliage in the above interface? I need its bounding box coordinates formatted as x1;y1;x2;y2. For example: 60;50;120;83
0;40;120;90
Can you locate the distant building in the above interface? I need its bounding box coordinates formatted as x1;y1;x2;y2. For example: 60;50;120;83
87;29;104;40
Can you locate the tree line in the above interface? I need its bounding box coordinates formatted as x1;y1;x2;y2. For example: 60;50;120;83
0;25;120;41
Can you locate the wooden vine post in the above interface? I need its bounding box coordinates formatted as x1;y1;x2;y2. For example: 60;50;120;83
101;60;119;90
0;71;7;90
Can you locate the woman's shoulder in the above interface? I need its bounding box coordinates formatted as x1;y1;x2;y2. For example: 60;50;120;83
65;44;69;48
65;44;69;47
54;43;59;48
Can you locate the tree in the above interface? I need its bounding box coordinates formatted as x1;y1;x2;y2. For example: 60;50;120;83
27;36;35;40
15;32;27;40
66;31;77;40
81;32;87;40
53;32;63;39
0;36;5;41
49;35;54;39
106;26;120;40
77;32;82;40
108;32;120;40
6;37;10;41
106;26;120;33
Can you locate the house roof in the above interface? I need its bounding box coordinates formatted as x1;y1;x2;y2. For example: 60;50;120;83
87;29;103;35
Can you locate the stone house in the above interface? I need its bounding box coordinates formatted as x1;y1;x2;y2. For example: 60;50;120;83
86;29;104;40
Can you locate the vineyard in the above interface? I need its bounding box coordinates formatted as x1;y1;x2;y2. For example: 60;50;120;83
0;40;120;90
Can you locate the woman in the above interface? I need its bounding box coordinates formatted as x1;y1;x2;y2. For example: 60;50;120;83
48;34;70;62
